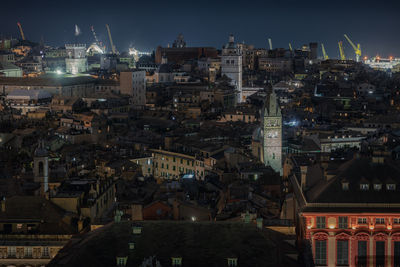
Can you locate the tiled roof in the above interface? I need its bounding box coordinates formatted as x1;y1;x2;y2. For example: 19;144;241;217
307;157;400;204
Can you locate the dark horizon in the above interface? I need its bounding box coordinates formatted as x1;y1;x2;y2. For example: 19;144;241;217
1;0;400;58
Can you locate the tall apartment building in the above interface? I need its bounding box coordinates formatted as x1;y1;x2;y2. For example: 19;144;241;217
120;71;146;108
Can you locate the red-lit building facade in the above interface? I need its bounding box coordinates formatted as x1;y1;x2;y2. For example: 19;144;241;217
302;211;400;267
290;155;400;267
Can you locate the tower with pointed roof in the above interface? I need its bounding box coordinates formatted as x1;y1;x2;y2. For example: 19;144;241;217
262;92;282;175
221;34;243;103
34;140;49;196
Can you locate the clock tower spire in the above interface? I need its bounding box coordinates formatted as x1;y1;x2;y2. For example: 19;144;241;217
262;92;282;175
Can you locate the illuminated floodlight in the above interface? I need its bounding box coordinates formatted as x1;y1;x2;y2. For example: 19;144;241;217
56;69;63;75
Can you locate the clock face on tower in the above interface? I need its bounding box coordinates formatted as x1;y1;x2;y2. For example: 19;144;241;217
265;119;280;127
266;131;278;138
263;93;282;175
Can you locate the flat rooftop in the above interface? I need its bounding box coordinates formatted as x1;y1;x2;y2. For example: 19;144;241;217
0;74;96;86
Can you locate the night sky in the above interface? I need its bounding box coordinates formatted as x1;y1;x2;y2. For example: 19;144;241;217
1;0;399;58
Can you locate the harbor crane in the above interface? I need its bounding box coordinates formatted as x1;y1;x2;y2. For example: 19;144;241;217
17;22;25;41
90;26;100;45
268;38;273;50
105;24;116;54
344;34;361;62
321;43;329;60
338;41;346;60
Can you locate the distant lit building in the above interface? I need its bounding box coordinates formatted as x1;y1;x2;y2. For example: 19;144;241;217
365;57;400;72
309;42;318;60
221;34;243;103
151;149;205;180
0;76;96;97
65;44;88;74
262;92;282;175
0;196;76;267
6;89;52;115
0;62;23;77
155;34;217;64
120;71;146;107
291;154;400;267
258;57;293;73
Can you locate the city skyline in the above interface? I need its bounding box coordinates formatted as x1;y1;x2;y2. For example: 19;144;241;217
1;0;400;58
2;1;400;266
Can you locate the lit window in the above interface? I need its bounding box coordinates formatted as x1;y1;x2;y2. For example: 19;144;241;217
315;240;327;265
342;182;349;191
337;240;349;265
227;258;237;267
358;218;367;224
25;247;32;257
8;247;16;257
316;217;326;228
17;224;23;229
387;184;396;191
172;257;182;266
374;184;382;191
42;247;49;257
117;256;127;266
393;218;400;224
360;184;369;190
375;218;385;224
339;217;348;229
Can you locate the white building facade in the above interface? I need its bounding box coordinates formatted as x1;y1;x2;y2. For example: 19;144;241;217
221;35;243;103
65;44;88;74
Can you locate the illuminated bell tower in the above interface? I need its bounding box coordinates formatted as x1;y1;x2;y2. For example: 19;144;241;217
262;92;282;175
33;141;49;196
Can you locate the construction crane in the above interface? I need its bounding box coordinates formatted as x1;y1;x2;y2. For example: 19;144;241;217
17;22;25;41
288;43;293;52
90;26;100;45
105;24;116;54
344;34;361;62
321;43;329;60
338;41;346;60
268;38;273;50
